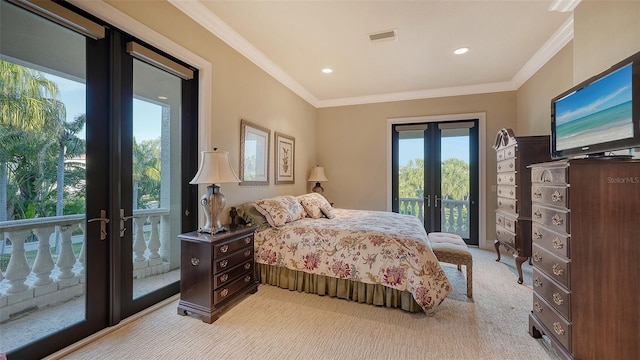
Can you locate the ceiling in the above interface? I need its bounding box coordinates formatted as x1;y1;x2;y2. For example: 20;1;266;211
169;1;577;108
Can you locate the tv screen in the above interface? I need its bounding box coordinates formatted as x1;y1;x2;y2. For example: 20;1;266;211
551;51;640;159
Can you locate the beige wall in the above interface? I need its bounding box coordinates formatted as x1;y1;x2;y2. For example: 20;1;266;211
102;1;317;223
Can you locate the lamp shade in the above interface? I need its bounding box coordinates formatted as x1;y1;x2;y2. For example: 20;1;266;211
190;150;240;184
307;166;328;182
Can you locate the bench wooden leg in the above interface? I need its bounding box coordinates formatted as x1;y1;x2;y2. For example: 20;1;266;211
466;261;473;298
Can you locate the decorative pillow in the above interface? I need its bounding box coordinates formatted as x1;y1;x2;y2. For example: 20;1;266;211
236;202;271;231
297;192;332;219
254;195;307;228
320;204;335;219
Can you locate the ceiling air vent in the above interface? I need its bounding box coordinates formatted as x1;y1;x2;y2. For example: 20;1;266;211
369;29;397;43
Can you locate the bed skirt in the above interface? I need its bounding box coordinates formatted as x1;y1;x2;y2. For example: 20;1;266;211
255;263;422;313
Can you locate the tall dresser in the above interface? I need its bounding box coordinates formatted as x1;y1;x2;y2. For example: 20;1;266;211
528;158;640;359
493;128;550;283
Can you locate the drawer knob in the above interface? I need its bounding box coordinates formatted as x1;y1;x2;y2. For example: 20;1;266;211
533;230;542;239
220;288;229;298
552;237;564;249
534;302;542;313
551;191;563;202
553;322;565;336
509;176;514;183
552;214;563;226
509;189;514;196
498;165;502;171
552;264;564;276
220;259;228;268
533;276;542;287
244;250;252;257
244;263;251;270
533;252;542;262
245;238;251;244
190;257;199;266
553;293;564;305
220;245;229;253
244;275;251;283
533;189;542;199
534;210;542;219
220;274;229;283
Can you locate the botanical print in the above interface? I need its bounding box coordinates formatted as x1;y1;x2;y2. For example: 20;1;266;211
275;132;295;184
254;208;452;315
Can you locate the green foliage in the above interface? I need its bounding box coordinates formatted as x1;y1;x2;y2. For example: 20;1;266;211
399;157;469;200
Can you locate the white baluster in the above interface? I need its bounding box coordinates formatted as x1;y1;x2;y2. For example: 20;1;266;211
133;216;146;262
56;224;76;279
78;222;87;276
4;230;32;293
147;215;161;259
32;226;56;286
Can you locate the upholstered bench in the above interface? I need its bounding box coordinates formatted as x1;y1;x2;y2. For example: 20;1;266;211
428;232;473;298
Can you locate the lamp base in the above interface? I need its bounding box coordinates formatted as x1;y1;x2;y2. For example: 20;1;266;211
311;182;324;194
198;226;228;235
198;184;227;235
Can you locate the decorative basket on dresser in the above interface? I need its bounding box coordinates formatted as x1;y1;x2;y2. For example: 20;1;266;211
177;225;258;323
493;128;550;283
528;158;640;359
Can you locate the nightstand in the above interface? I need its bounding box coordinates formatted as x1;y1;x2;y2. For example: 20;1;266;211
177;225;257;323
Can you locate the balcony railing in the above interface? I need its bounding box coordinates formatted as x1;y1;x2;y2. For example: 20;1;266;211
0;208;174;323
399;197;470;238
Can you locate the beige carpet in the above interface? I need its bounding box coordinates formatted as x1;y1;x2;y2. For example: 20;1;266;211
55;248;557;360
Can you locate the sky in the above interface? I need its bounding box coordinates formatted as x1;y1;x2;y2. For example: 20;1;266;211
399;136;470;166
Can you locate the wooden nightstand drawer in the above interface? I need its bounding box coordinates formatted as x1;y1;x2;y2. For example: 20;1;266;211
214;234;253;258
213;260;253;288
214;273;254;304
214;248;253;273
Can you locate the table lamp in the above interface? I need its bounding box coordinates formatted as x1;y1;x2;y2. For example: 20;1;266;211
307;165;328;194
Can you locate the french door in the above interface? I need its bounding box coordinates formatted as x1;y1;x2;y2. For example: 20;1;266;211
392;120;479;245
0;1;197;358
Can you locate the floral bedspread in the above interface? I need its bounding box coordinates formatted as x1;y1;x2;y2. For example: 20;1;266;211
254;208;451;315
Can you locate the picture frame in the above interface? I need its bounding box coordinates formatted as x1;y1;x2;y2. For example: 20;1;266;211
240;119;270;186
274;132;295;184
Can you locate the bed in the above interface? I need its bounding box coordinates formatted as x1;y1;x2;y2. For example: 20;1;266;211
237;194;452;315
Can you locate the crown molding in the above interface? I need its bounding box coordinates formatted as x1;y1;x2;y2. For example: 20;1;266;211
171;1;574;109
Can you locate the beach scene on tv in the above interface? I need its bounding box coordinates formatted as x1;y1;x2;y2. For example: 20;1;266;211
555;63;633;151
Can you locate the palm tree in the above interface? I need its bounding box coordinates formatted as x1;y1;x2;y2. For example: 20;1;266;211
132;138;161;210
55;114;86;216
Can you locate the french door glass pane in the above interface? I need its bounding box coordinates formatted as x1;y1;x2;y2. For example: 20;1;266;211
131;59;182;299
0;0;87;352
398;130;425;222
440;128;470;237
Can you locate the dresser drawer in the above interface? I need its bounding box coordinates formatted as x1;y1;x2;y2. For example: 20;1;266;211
503;145;516;159
531;185;568;208
214;248;254;273
213;272;254;304
213;260;253;289
496;212;504;228
497;173;516;186
532;205;570;234
532;293;571;351
532;223;570;259
497;158;516;173
533;268;571;320
532;243;570;288
503;216;516;234
497;185;516;199
214;234;253;258
531;166;567;184
497;197;517;213
496;225;515;248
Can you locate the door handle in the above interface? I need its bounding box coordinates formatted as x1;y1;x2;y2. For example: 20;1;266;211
434;195;441;208
88;210;110;240
120;208;134;237
424;195;430;207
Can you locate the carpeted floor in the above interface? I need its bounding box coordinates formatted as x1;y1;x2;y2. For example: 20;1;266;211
53;248;557;360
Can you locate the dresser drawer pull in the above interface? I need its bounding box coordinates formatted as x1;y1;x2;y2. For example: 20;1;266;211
510;204;515;210
552;264;564;276
498;165;502;171
498;177;502;183
533;189;542;199
533;276;542;287
533;252;542;262
220;259;228;268
243;249;252;257
220;288;229;298
191;257;199;266
507;149;513;157
552;237;564;249
534;302;543;313
509;176;514;183
552;214;563;226
534;210;542;219
553;322;565;336
509;163;514;169
533;230;542;239
553;293;564;305
244;263;251;270
244;275;251;283
220;274;229;283
506;222;513;229
245;237;251;244
551;191;563;202
220;245;229;253
509;189;514;196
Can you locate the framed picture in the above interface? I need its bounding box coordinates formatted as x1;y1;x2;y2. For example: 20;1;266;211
240;119;270;186
275;132;295;184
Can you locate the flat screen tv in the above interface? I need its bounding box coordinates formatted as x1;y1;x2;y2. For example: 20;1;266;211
551;51;640;159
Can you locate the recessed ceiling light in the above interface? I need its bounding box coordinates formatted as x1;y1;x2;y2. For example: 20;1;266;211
454;47;469;55
322;68;333;74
